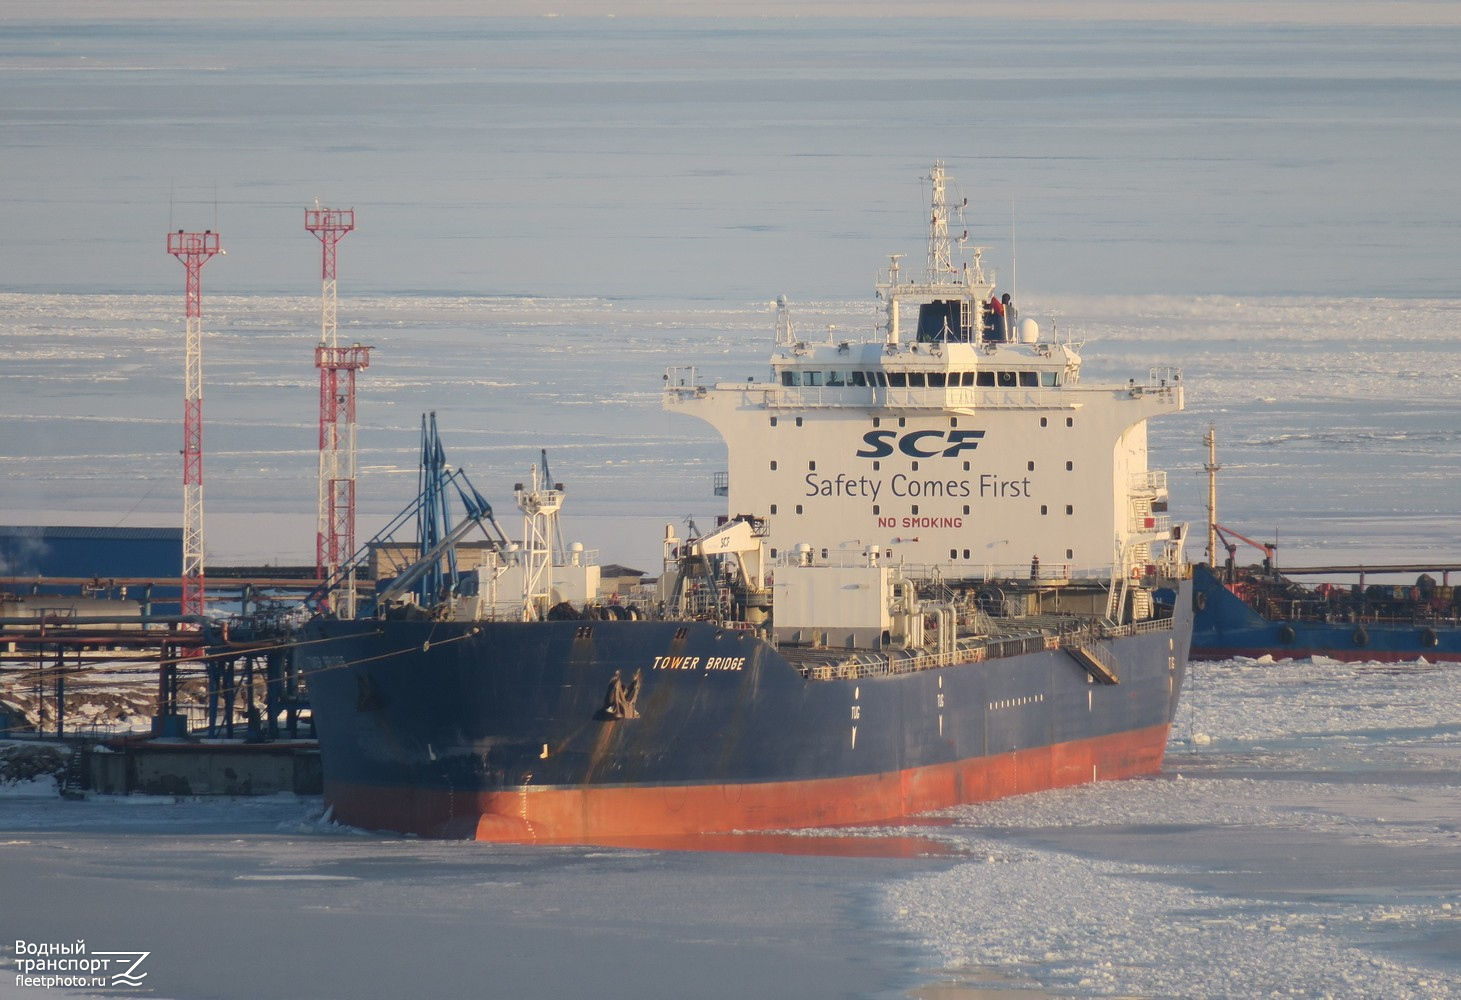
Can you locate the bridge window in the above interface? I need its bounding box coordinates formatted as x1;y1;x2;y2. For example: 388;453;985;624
909;372;926;388
826;371;845;387
1019;371;1039;387
875;371;888;387
805;371;822;387
977;372;995;387
889;372;907;388
963;372;977;386
852;371;867;387
781;371;800;387
1041;371;1061;387
928;372;946;388
997;371;1017;388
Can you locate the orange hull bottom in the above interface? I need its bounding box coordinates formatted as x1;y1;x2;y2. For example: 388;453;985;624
325;723;1172;845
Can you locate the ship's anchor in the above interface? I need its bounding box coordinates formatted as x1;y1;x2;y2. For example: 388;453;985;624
601;669;642;720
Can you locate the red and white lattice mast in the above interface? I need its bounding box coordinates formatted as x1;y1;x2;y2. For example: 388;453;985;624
307;205;371;616
166;229;222;621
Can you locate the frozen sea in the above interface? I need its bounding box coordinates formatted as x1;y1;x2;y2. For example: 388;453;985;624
4;7;1461;999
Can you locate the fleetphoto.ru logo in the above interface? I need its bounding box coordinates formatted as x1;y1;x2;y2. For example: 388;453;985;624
11;939;150;990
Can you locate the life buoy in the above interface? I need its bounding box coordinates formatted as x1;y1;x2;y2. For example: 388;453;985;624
1353;627;1369;647
1278;624;1295;644
1420;627;1438;648
1194;590;1208;612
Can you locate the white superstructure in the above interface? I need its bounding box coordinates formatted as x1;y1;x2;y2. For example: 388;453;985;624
665;163;1184;595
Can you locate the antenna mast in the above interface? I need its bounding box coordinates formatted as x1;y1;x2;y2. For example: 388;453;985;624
926;161;952;281
166;228;222;620
307;205;372;617
1203;423;1220;565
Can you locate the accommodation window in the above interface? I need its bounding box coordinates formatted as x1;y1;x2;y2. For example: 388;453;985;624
1066;417;1073;427
1066;504;1074;515
911;461;919;472
1066;461;1073;471
1040;417;1048;427
770;504;778;514
963;505;970;514
808;460;816;471
911;505;919;515
950;549;958;559
795;417;803;427
1027;461;1035;471
771;417;778;427
1066;548;1073;559
1041;505;1048;515
873;505;880;515
796;504;804;514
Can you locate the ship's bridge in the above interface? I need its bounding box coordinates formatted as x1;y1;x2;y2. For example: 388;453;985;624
767;338;1084;411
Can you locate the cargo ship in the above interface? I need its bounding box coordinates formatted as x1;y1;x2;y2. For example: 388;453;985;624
1189;427;1461;662
1191;561;1461;662
298;164;1193;843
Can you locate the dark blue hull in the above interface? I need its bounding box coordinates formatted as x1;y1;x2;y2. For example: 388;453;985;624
1192;563;1461;662
300;596;1191;841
